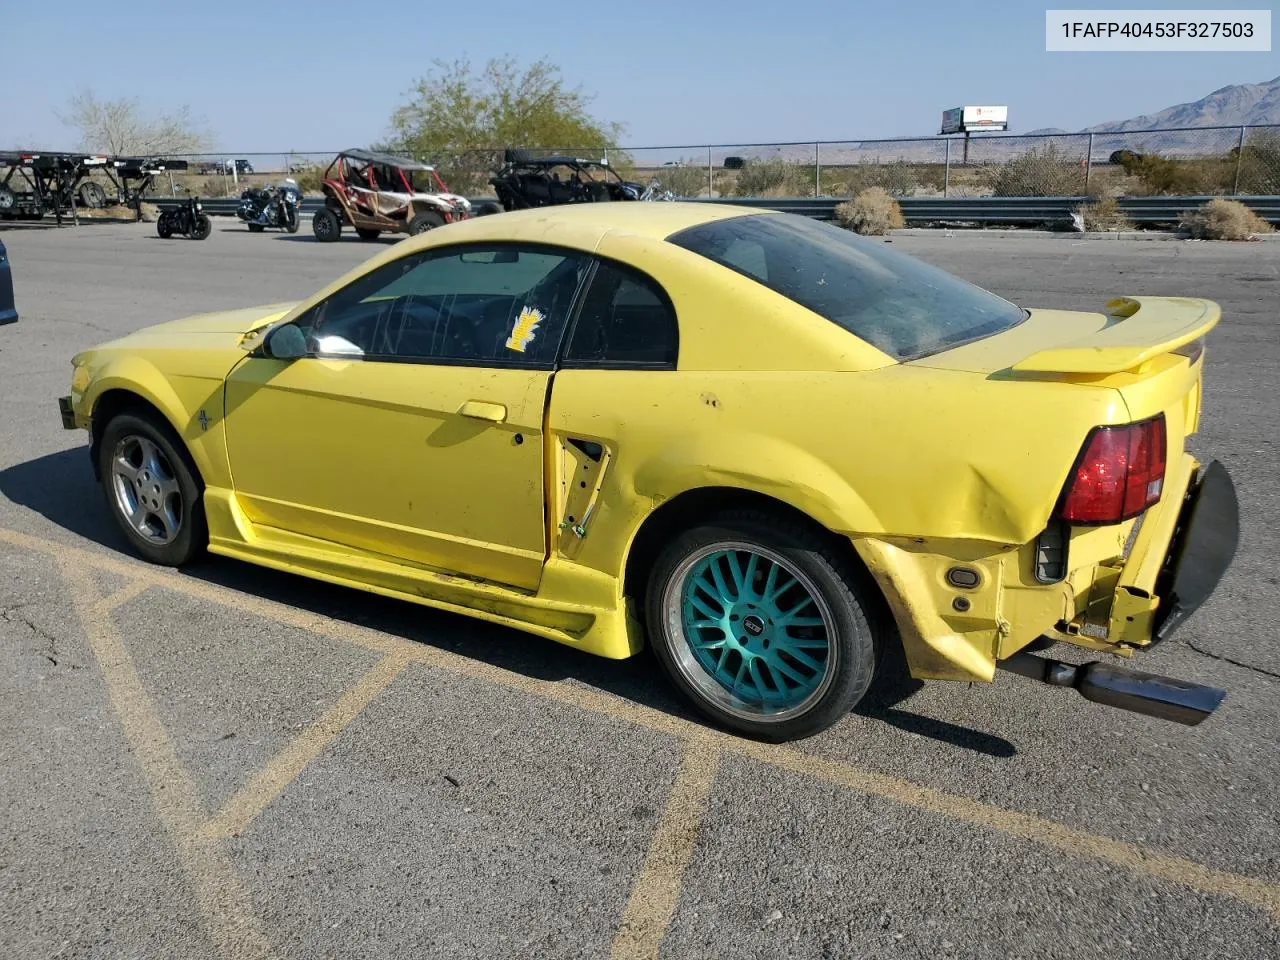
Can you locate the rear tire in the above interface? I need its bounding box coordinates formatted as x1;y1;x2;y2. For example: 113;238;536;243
247;223;265;233
157;218;173;239
313;207;341;242
407;210;444;236
355;227;381;241
98;411;207;567
0;185;15;212
645;509;878;742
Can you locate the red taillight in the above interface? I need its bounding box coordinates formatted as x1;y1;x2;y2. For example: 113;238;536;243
1056;415;1167;525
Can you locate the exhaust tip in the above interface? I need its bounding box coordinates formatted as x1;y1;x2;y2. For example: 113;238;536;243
1077;662;1225;726
998;653;1226;726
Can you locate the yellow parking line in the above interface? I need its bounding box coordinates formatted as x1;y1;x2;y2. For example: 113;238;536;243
610;738;721;960
6;528;1280;925
734;740;1280;922
56;558;278;960
200;652;409;842
97;578;153;614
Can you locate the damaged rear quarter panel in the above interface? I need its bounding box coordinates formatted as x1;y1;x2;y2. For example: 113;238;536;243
549;365;1126;574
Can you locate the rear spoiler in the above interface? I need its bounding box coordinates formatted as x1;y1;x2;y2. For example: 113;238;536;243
1012;297;1220;375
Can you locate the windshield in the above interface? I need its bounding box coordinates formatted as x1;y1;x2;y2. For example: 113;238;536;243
404;168;440;193
668;214;1026;360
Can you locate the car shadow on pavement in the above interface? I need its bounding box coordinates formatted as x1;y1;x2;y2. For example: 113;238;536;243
271;235;398;244
857;642;1017;757
1;447;1016;756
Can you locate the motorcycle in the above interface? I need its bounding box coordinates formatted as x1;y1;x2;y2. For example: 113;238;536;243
156;195;212;240
237;180;301;233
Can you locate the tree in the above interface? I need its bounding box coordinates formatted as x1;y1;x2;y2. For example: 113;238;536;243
62;91;211;156
385;57;624;192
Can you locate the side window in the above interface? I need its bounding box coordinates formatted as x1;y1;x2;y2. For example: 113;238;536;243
564;261;678;368
294;245;589;367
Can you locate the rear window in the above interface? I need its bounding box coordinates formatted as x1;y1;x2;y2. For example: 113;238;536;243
668;214;1026;360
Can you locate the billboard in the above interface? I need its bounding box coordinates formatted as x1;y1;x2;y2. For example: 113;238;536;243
940;106;1009;134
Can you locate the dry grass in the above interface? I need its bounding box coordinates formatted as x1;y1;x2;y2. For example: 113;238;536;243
834;188;905;235
1077;196;1133;232
75;202;157;222
1178;199;1273;240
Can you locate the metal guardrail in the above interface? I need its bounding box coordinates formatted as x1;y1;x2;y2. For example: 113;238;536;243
157;194;1280;226
1116;195;1280;223
692;195;1280;225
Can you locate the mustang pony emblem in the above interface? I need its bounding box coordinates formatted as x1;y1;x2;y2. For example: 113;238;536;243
505;306;544;353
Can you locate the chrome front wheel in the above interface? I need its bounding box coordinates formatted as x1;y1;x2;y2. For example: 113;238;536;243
98;411;207;567
111;434;183;544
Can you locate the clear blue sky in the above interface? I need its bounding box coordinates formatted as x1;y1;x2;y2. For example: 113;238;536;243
0;0;1274;153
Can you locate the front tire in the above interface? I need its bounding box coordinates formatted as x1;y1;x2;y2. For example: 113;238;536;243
645;510;878;741
98;411;207;567
191;215;212;240
247;223;265;233
407;210;444;236
355;227;381;241
312;207;341;242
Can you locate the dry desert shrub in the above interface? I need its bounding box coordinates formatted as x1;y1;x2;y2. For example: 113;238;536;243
1077;196;1133;231
834;187;905;235
984;143;1087;197
1178;199;1273;240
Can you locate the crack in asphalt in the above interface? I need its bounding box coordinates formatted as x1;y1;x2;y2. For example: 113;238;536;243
0;603;81;669
1184;638;1280;682
40;315;116;335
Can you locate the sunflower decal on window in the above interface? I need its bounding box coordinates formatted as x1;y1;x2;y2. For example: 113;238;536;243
505;305;544;353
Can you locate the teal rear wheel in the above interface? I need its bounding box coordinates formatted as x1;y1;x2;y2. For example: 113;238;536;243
677;544;833;718
647;511;878;741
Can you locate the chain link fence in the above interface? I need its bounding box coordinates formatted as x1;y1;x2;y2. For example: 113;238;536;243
82;125;1280;201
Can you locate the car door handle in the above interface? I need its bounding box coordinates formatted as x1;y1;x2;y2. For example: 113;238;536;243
457;400;507;423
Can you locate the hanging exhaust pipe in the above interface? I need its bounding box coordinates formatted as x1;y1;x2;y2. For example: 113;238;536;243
998;652;1226;726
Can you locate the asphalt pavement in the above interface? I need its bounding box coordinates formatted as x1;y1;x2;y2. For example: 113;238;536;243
1;219;1277;960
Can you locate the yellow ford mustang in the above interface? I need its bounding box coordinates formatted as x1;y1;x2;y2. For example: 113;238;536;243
59;203;1239;741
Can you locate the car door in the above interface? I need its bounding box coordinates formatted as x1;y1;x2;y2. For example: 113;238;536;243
545;259;681;562
223;243;590;590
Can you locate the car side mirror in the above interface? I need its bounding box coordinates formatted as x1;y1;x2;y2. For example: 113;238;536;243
264;324;308;360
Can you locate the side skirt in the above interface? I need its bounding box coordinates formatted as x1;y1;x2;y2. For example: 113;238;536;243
202;488;638;659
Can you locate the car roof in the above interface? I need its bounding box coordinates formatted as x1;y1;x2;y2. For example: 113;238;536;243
415;201;769;248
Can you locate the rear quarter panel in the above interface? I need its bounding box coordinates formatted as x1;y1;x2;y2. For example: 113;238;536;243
548;364;1129;576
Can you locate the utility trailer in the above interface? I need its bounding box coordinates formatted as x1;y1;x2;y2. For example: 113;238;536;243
0;152;97;222
0;151;188;222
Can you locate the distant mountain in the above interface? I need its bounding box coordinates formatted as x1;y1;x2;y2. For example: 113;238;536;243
1084;75;1280;132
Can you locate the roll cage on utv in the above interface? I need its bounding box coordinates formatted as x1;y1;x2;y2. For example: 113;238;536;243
313;149;472;242
489;149;650;211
